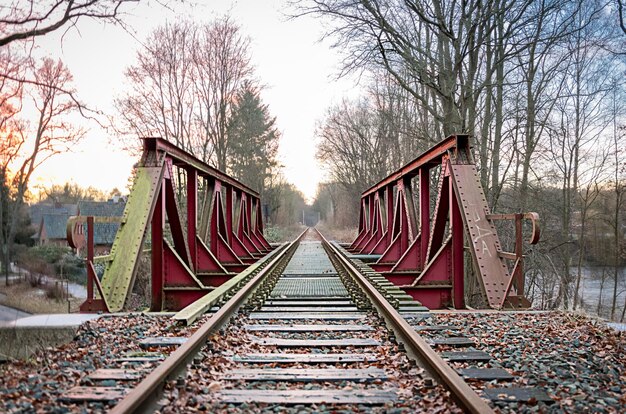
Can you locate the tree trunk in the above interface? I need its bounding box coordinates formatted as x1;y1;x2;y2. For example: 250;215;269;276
597;268;606;316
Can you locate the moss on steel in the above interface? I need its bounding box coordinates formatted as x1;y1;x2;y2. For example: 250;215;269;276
100;164;165;312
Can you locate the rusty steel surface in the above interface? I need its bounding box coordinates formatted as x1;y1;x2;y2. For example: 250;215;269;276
73;138;273;313
450;163;510;309
350;134;541;310
361;134;466;197
317;228;495;414
108;228;307;414
142;137;259;196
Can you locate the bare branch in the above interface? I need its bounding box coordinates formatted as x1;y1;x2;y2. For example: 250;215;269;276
0;0;140;47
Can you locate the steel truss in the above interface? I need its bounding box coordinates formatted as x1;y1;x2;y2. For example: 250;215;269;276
349;135;540;309
70;138;272;313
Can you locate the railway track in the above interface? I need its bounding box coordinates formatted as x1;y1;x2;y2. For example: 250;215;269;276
93;228;489;413
1;228;623;413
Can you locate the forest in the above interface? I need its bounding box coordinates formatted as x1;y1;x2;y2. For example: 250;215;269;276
307;0;626;321
1;0;625;321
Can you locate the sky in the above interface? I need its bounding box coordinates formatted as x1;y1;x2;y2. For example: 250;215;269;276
26;0;360;202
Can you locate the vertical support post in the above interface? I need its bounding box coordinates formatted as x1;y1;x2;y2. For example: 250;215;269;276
403;176;418;240
450;177;465;309
86;216;94;301
395;179;409;252
210;180;221;254
385;185;393;245
187;169;198;270
419;168;430;269
151;187;164;311
515;213;524;295
226;186;233;244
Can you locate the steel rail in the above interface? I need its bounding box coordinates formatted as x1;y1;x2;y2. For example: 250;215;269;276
315;228;495;414
110;228;308;414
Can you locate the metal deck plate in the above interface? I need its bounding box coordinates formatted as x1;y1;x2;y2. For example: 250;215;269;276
217;389;398;404
259;307;359;312
244;324;374;332
252;337;380;347
232;353;379;364
224;368;387;382
281;273;339;278
59;386;127;402
282;242;337;274
264;300;353;306
88;369;142;381
441;351;491;362
249;312;365;320
458;368;514;381
270;278;348;297
267;296;350;301
483;387;553;402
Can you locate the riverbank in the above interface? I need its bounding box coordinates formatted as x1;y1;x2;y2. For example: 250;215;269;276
0;280;83;314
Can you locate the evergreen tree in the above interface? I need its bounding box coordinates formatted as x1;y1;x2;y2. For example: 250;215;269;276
227;81;279;195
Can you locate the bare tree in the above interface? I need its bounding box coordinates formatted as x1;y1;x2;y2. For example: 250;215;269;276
1;58;84;280
317;97;393;201
115;21;199;154
546;0;616;308
618;0;626;34
0;0;139;47
607;82;626;320
193;16;252;171
294;0;579;211
116;16;253;170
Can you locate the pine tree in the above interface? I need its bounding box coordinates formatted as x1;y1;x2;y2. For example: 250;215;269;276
227;81;279;195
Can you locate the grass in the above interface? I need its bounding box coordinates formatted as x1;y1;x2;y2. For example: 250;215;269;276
264;225;307;243
0;279;82;314
315;223;358;243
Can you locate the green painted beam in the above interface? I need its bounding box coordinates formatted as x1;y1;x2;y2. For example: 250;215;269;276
100;164;165;312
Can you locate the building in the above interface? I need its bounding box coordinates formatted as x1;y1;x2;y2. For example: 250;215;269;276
30;199;126;254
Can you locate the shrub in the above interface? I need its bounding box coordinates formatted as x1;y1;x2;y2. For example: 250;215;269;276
16;245;85;284
45;281;66;301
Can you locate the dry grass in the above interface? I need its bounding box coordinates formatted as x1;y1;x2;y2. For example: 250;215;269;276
315;223;358;243
0;280;82;314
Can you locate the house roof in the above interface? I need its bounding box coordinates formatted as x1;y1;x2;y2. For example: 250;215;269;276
41;213;70;240
92;222;120;245
78;200;125;217
29;203;77;229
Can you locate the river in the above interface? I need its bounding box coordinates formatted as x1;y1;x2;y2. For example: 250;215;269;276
576;266;626;318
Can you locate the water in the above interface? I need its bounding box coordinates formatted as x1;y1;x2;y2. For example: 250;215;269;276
39;275;87;298
6;264;87;299
576;266;626;317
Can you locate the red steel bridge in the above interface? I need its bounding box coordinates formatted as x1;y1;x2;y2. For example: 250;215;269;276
68;134;539;314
